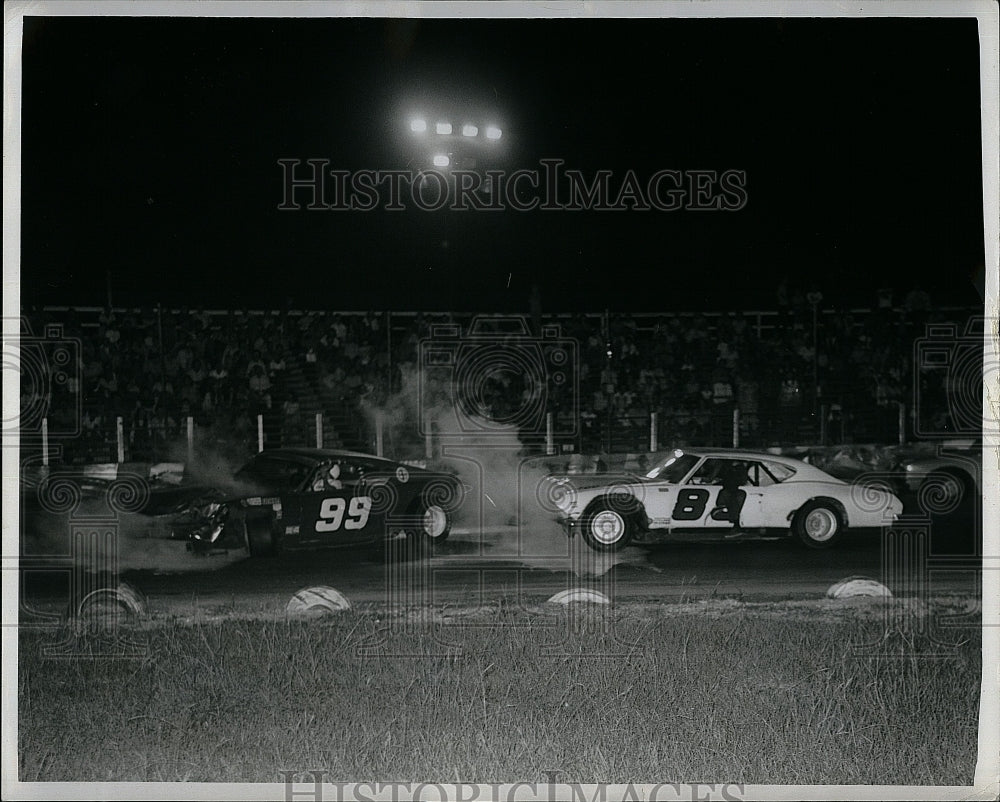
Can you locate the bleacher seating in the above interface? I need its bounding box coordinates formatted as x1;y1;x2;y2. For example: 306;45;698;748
17;301;980;465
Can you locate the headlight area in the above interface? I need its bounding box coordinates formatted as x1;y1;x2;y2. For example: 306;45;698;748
558;516;579;537
188;502;232;552
551;487;581;535
547;478;579;516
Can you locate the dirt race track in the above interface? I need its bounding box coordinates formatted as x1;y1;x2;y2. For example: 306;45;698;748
18;503;985;622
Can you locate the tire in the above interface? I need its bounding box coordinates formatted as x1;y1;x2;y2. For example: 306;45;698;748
394;503;451;561
420;504;451;543
580;497;637;552
793;500;845;549
245;516;276;556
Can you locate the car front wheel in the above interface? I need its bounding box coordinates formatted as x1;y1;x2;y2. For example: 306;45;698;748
421;504;451;542
397;502;451;560
580;499;637;552
245;516;276;556
793;501;844;549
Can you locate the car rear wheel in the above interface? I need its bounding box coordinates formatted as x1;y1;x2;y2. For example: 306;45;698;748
793;501;844;549
580;498;637;552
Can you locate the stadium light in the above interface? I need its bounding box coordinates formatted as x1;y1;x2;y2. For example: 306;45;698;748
410;118;427;133
461;124;478;137
433;154;450;167
436;121;453;135
485;125;502;141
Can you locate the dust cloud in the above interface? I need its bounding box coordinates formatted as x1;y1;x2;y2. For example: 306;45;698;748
360;364;652;576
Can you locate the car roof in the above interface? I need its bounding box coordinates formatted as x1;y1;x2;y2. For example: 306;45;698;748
250;447;404;469
678;448;800;465
672;448;838;481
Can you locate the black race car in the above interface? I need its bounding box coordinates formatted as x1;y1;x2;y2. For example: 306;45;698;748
154;448;465;556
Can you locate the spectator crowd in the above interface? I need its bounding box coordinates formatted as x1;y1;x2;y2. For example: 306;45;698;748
18;282;976;464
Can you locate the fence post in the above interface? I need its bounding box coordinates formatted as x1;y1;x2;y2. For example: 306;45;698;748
257;414;264;453
649;412;658;453
41;417;49;467
732;407;740;448
375;411;384;457
186;416;194;464
897;402;906;445
820;404;827;446
116;416;125;463
545;411;555;455
385;310;393;395
315;412;323;449
424;412;433;459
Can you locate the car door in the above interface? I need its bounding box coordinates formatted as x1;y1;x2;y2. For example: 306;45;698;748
637;452;700;530
292;461;377;548
674;457;783;530
735;462;767;528
670;457;727;529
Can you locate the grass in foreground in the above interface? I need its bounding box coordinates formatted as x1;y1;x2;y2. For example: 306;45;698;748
18;604;981;784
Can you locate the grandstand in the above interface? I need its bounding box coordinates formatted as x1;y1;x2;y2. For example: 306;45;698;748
16;302;982;467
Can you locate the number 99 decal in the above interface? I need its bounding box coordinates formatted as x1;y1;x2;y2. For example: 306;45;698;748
316;496;373;532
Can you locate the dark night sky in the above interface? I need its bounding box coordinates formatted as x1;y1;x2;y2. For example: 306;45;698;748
18;15;987;313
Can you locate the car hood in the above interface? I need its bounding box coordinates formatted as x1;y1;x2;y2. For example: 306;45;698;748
141;477;277;516
547;473;647;492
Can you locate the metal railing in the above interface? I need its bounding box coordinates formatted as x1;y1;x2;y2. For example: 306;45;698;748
24;397;917;469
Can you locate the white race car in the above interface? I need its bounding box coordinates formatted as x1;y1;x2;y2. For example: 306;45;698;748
549;448;903;551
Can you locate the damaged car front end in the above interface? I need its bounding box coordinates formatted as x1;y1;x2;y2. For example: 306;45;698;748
162;493;286;556
168;497;232;553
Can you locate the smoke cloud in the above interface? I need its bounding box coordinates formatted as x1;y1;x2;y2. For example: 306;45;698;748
22;429;256;576
359;363;651;575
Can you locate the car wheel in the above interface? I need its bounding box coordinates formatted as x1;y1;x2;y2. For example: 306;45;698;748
580;498;637;552
421;504;451;542
793;501;844;549
395;502;451;561
245;516;275;556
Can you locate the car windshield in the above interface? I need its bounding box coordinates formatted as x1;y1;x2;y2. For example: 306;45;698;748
233;456;313;492
644;453;699;483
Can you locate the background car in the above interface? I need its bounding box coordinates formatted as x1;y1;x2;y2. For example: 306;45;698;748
895;443;981;517
549;448;903;552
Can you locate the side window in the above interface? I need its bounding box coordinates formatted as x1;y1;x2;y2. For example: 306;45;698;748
695;459;751;487
337;461;360;483
309;467;330;493
310;463;346;493
761;460;796;483
746;462;771;487
689;459;726;485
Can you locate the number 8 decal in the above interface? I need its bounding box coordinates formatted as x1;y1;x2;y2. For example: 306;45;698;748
672;489;710;521
317;496;372;532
